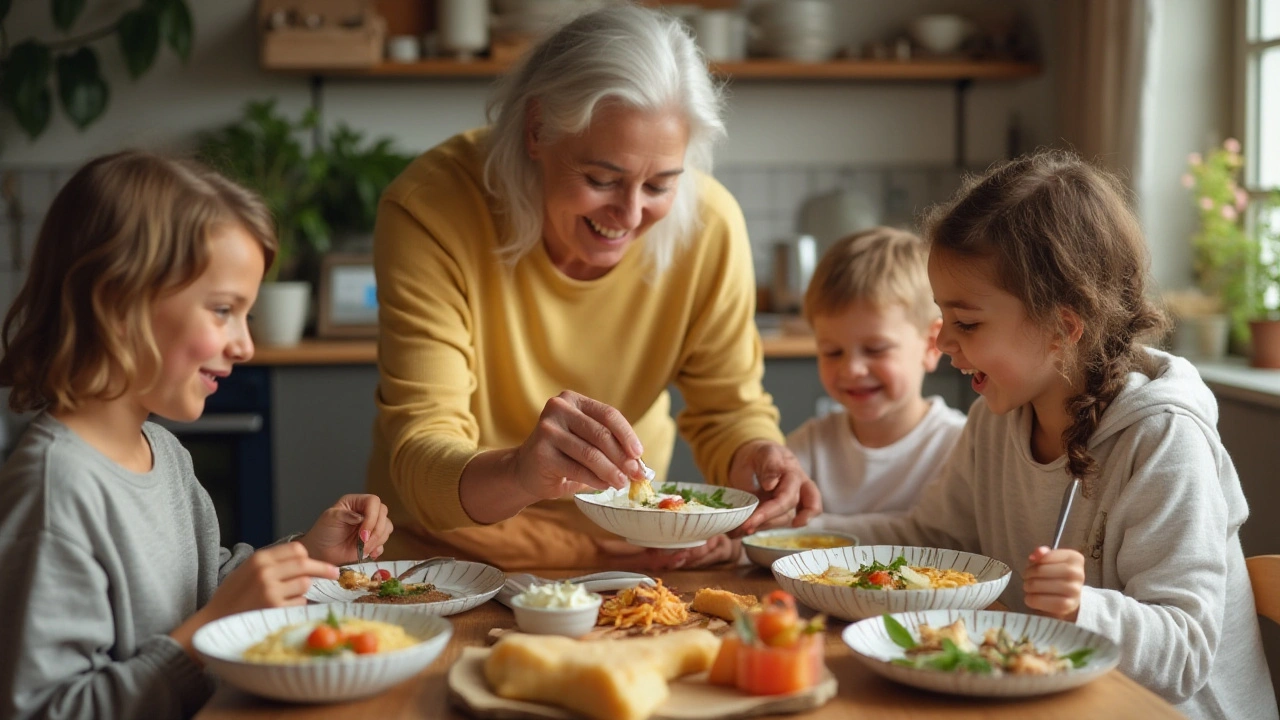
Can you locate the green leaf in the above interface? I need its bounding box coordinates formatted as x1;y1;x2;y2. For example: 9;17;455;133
55;48;109;129
159;0;194;62
52;0;85;32
1;41;54;139
882;615;916;650
377;578;406;597
117;9;161;79
324;608;340;629
1062;647;1094;669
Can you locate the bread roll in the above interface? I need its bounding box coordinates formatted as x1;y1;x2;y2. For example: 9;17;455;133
484;629;720;720
691;588;758;621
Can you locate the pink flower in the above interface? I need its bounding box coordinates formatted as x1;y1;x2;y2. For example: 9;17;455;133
1188;152;1203;166
1182;173;1196;188
1225;138;1242;153
1200;197;1215;211
1222;205;1238;221
1236;187;1250;211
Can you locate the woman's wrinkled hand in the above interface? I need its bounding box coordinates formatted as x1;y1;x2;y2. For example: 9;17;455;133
299;494;393;566
1024;546;1085;622
512;390;649;502
727;439;822;536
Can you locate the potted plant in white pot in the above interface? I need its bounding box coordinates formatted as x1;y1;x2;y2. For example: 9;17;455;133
198;100;330;346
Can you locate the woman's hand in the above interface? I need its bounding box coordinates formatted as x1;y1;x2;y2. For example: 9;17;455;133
727;440;822;536
593;534;741;571
1024;546;1085;621
512;390;649;500
298;494;393;566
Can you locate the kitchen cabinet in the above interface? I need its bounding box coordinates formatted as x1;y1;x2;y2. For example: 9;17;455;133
268;357;975;537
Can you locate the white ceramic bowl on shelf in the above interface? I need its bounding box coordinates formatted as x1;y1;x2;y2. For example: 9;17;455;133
193;603;453;703
842;609;1121;697
510;593;603;638
574;482;758;549
908;14;974;55
771;545;1011;621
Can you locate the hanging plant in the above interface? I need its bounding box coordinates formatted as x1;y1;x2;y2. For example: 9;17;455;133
0;0;193;140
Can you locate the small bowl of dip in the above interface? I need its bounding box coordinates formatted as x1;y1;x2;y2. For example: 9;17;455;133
510;581;603;638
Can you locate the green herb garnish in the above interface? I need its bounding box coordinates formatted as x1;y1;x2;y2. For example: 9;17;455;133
1062;647;1095;668
657;483;732;509
377;578;406;597
883;614;917;650
324;608;341;629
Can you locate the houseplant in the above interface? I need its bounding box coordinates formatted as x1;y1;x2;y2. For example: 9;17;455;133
198;100;329;346
1182;138;1280;367
198;100;414;345
1;0;192;141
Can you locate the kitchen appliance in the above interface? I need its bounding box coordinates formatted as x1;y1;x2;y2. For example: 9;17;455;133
152;366;275;547
771;234;818;314
799;187;882;254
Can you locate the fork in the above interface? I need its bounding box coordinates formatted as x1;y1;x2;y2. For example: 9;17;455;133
1050;478;1081;550
395;556;454;582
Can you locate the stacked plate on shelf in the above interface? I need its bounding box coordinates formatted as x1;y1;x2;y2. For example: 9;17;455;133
750;0;837;62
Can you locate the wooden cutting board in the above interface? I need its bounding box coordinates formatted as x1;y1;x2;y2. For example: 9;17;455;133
448;646;838;720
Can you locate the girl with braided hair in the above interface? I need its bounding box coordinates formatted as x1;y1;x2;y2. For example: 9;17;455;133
822;150;1276;719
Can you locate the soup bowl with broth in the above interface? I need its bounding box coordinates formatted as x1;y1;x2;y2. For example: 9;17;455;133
742;528;859;567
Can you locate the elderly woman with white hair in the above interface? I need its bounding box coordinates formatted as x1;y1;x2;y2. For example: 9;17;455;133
366;4;821;570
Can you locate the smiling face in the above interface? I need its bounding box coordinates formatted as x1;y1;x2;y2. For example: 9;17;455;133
527;103;689;280
136;224;264;422
812;301;941;447
928;250;1074;432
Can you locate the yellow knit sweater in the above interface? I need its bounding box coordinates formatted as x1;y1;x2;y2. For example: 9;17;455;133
365;129;782;569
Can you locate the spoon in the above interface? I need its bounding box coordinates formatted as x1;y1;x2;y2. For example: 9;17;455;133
395;556;455;582
1050;478;1081;550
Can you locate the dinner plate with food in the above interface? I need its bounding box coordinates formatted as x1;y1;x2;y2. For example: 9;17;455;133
451;589;837;720
771;545;1011;621
574;479;758;549
841;609;1121;697
741;528;859;567
193;604;453;702
305;559;505;616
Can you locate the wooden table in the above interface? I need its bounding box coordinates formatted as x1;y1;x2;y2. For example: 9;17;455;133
196;565;1183;719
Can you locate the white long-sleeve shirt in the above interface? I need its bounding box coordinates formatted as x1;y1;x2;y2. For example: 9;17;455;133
787;396;965;521
822;349;1277;720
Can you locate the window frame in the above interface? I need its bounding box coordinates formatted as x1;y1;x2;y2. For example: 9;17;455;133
1239;0;1280;195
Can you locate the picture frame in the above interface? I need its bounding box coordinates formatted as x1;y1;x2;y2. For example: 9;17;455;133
316;253;379;339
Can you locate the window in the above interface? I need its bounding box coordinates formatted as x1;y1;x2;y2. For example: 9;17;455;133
1244;0;1280;190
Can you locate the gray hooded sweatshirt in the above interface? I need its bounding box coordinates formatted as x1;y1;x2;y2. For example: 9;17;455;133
824;349;1278;720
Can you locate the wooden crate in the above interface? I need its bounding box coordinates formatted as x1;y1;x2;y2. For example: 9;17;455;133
259;0;387;70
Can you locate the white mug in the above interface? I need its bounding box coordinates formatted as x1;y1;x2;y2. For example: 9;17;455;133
693;10;747;62
438;0;490;61
386;35;420;63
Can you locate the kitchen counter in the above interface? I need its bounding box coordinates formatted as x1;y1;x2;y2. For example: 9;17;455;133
247;330;818;365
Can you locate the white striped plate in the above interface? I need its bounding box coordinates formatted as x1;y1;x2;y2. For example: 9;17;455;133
842;609;1120;697
574;483;758;548
193;603;452;702
305;559;504;616
771;545;1011;621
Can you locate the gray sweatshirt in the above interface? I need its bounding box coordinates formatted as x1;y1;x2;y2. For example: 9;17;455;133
822;349;1278;720
0;413;255;719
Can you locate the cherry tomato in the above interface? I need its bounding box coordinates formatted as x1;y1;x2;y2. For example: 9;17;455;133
306;625;341;652
866;571;893;587
349;631;379;655
371;569;392;582
657;497;685;510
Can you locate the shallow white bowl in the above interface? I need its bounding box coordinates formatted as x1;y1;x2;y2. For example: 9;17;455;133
842;609;1121;697
908;14;973;55
193;603;453;703
771;545;1011;621
742;528;859;568
510;593;603;638
305;559;504;616
574;482;758;548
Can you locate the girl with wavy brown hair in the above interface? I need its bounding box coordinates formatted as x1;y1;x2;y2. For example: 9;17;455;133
822;151;1275;719
0;151;393;719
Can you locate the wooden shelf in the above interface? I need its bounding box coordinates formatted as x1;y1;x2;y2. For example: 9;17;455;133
271;58;1041;82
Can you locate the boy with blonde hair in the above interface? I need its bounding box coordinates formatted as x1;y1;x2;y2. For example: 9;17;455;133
788;227;965;522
